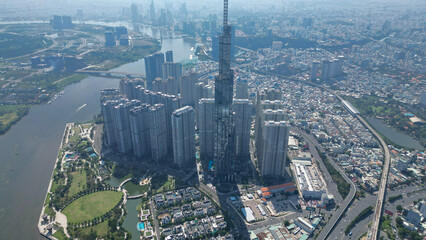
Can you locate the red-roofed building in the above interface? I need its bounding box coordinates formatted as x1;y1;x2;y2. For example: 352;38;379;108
261;192;271;199
260;182;297;195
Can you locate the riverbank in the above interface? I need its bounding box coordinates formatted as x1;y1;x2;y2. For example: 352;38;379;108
0;22;195;239
37;123;70;240
0;22;160;137
38;122;129;239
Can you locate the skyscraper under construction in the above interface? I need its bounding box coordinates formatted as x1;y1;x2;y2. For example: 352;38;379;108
214;0;235;181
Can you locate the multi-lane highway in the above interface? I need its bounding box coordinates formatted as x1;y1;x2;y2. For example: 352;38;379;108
253;69;391;240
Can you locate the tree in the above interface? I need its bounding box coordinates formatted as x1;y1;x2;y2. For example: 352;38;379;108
396;217;403;226
284;220;290;226
396;205;403;212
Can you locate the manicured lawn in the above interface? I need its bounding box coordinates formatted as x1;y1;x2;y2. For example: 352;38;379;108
63;191;123;224
80;220;109;237
123;181;149;196
53;228;67;240
68;170;87;197
68;130;81;144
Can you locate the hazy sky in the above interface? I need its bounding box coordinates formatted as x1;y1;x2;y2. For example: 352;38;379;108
1;0;424;19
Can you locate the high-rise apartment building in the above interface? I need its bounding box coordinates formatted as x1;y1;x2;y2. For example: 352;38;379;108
233;99;252;160
162;62;182;86
152;77;178;96
129;104;151;159
236;79;249;99
113;100;140;154
148;104;168;162
180;72;198;107
172;106;195;167
310;61;320;81
195;82;214;112
320;58;344;81
198;98;215;162
260;121;289;178
165;50;174;62
145;52;165;89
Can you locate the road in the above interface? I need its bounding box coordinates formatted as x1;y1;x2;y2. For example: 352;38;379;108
295;128;357;240
357;114;390;240
251;69;391;240
292;128;344;204
329;193;377;240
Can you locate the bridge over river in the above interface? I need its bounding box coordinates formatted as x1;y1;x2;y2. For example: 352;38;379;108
77;70;146;79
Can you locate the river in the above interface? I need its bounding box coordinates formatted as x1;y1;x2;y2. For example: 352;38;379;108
0;21;195;240
367;118;425;150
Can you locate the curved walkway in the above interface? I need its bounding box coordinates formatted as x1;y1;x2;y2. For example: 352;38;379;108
119;178;132;190
55;211;70;238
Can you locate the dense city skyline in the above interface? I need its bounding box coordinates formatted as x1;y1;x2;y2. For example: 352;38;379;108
0;0;424;239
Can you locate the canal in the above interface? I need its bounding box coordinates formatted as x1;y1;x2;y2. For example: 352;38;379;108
367;118;425;150
0;22;194;239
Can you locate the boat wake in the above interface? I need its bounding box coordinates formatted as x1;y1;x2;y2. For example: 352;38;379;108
75;104;87;113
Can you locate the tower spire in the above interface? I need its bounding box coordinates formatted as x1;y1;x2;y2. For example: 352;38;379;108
223;0;228;26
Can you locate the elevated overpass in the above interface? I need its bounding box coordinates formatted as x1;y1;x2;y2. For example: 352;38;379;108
254;70;390;240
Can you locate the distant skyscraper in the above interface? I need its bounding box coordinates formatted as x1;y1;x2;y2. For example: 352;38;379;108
160;9;167;26
150;0;156;23
260;121;289;178
302;17;314;27
272;41;283;51
236;79;249;99
172;106;195;167
104;32;116;47
145;52;165;89
179;3;187;19
148;104;168;162
76;9;84;19
233;99;252;160
320;58;344;81
131;3;139;23
180;72;198;107
198;98;215;162
165;50;174;62
310;61;320;81
320;60;330;81
115;26;128;39
51;15;73;29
